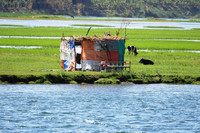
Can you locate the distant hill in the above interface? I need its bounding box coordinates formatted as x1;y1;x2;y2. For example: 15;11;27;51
0;0;199;18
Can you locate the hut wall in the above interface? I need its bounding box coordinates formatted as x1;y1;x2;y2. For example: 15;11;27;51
60;40;76;70
117;40;126;62
81;40;125;71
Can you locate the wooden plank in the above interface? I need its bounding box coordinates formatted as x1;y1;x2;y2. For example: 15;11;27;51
103;61;131;72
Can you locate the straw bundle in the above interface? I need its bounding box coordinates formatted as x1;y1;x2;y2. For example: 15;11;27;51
61;35;124;41
73;35;124;41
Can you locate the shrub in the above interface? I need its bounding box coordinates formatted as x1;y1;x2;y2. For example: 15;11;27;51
94;78;120;84
45;74;62;83
73;74;98;84
131;79;144;84
196;77;200;81
73;74;87;83
16;82;25;84
148;76;161;83
28;81;36;84
1;81;8;84
69;81;78;84
193;81;200;84
61;74;72;83
172;76;185;84
35;78;45;84
183;76;194;84
162;77;174;83
43;80;52;84
116;73;131;82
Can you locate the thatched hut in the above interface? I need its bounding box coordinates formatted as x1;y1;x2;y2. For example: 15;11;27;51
60;35;126;71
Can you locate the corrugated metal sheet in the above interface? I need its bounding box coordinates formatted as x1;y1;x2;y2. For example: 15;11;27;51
82;50;107;61
82;40;94;50
82;60;100;71
94;41;118;51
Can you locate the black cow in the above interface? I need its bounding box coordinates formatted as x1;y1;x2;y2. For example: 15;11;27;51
127;46;138;56
139;58;154;65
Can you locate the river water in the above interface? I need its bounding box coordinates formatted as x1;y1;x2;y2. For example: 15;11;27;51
0;84;199;132
0;19;200;29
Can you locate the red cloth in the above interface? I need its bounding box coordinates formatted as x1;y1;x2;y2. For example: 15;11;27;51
61;60;64;69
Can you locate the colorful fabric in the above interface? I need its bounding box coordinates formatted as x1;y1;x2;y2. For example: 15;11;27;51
108;51;119;61
63;60;69;69
60;40;75;70
61;60;64;69
69;40;75;49
117;40;125;62
61;60;69;69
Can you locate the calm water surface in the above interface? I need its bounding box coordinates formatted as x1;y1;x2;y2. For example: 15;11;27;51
0;84;200;132
0;19;200;29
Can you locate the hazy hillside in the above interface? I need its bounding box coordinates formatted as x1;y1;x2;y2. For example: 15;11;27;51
0;0;199;18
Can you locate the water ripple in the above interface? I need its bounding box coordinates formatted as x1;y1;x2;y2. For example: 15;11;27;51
0;84;200;132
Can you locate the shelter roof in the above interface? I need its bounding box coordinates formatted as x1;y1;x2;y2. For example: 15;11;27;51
61;35;124;42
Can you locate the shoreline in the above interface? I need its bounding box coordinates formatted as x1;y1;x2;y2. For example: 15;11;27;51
0;17;190;23
0;17;199;23
1;73;199;85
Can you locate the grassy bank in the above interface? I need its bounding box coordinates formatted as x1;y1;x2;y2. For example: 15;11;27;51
1;72;199;84
0;27;200;84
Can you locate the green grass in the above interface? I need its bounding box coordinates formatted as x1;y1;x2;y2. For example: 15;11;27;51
125;39;200;50
0;38;60;47
0;26;200;82
192;28;200;30
0;27;200;40
1;38;199;50
1;48;199;76
0;27;87;37
0;12;32;18
0;47;59;55
0;24;24;27
0;50;60;75
125;52;200;76
145;26;183;29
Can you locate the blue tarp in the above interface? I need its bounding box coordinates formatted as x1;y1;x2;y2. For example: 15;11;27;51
60;40;75;70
